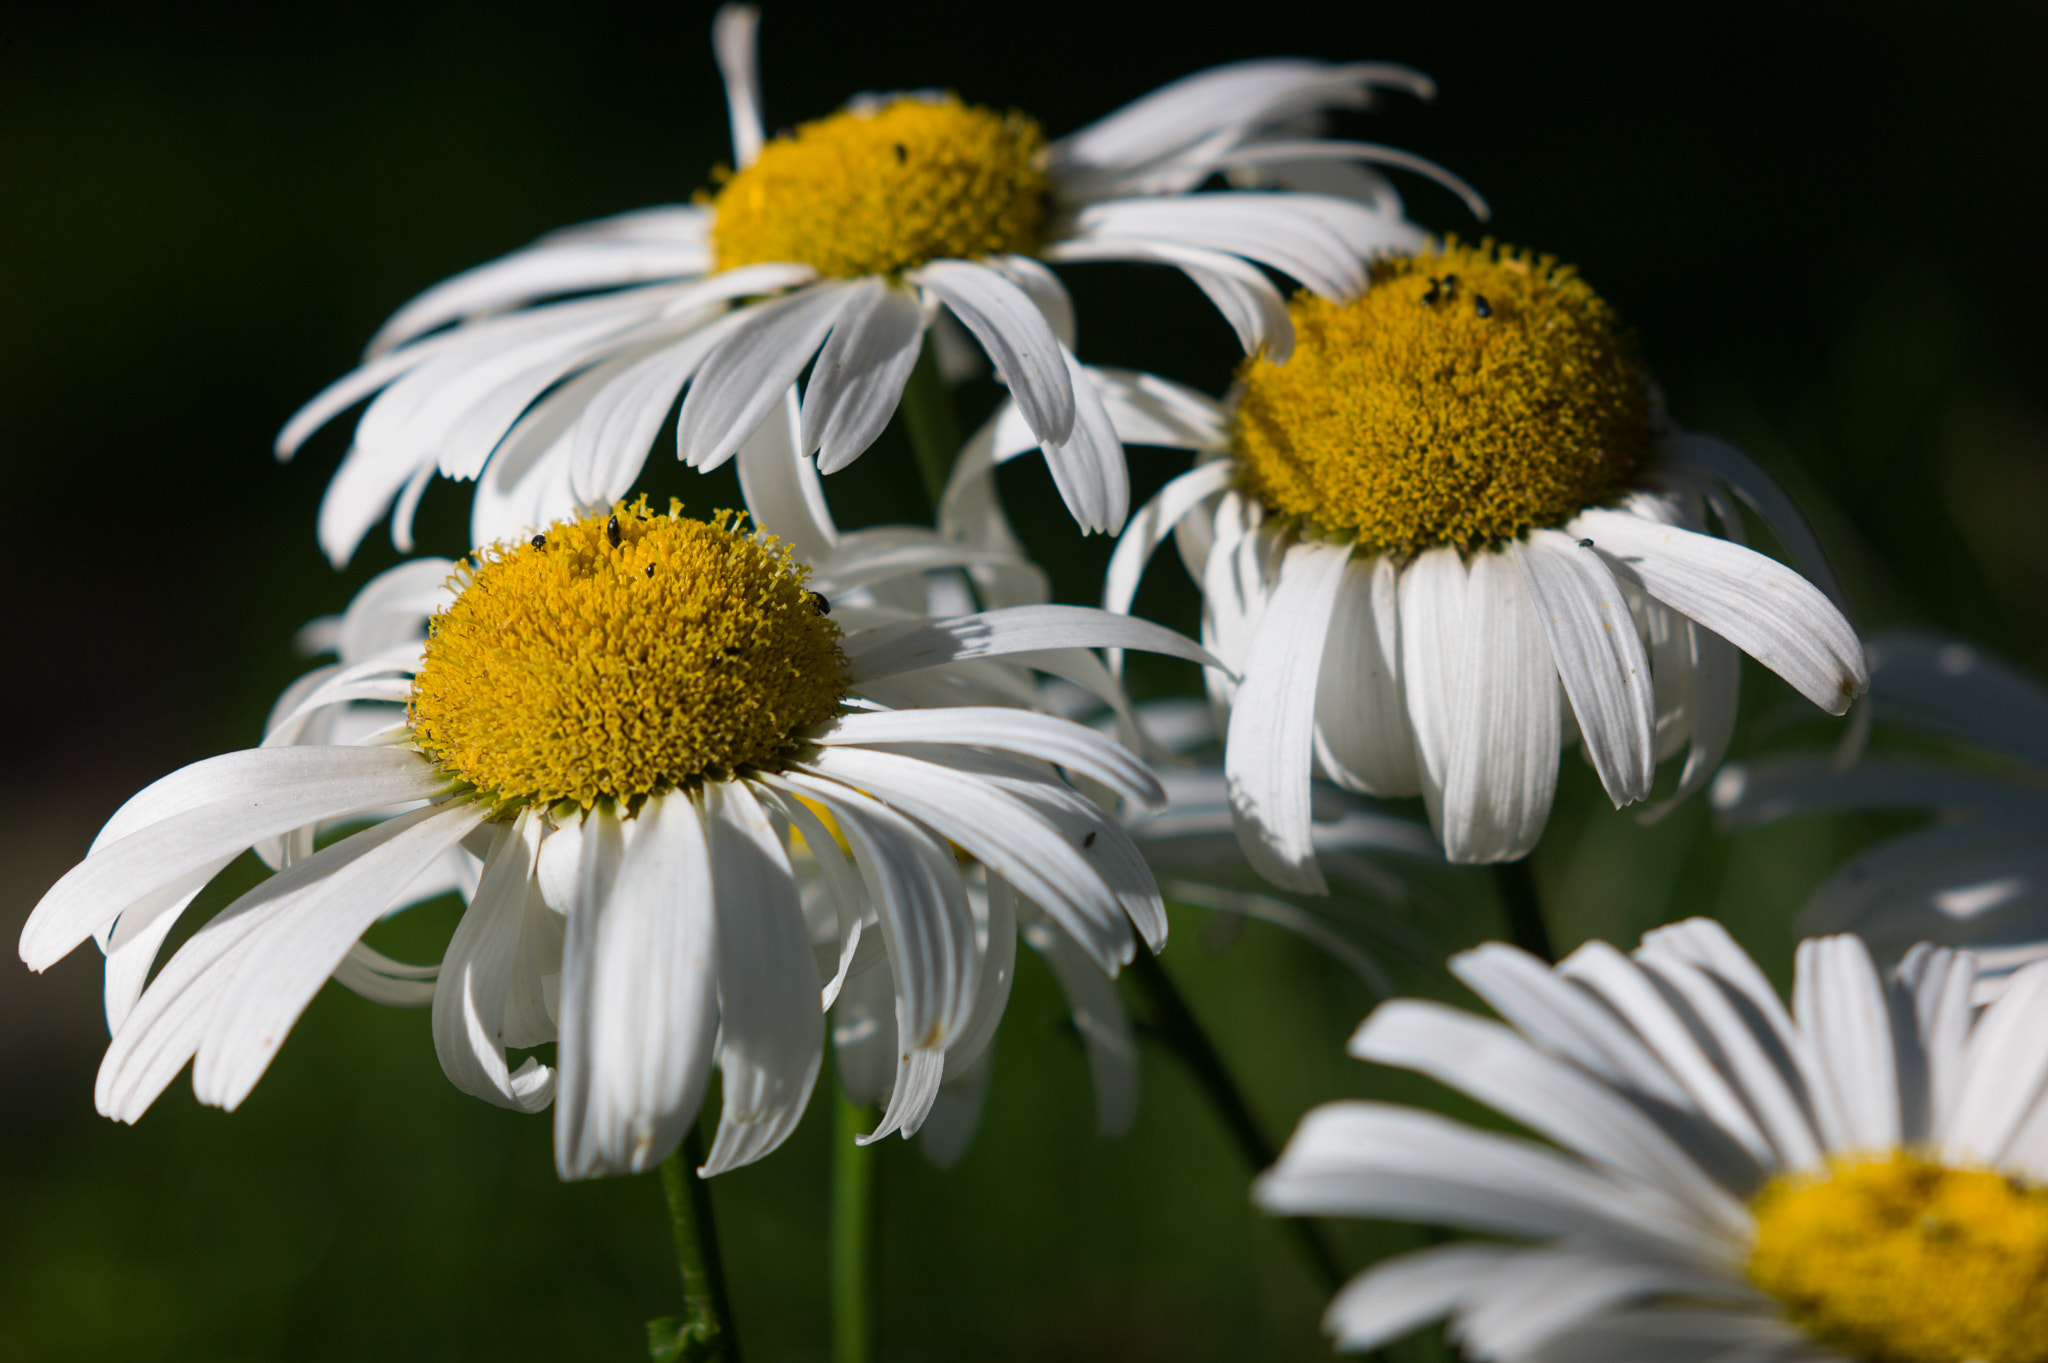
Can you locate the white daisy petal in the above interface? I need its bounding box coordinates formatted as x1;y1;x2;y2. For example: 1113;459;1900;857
675;280;855;472
1043;237;1294;359
937;875;1017;1081
565;307;756;507
840;604;1218;682
328;941;439;1008
1514;531;1656;809
1314;553;1422;799
1895;944;1976;1140
1635;949;1825;1173
796;747;1134;972
1439;551;1558;864
711;4;764;170
863;1015;947;1144
102;906;190;1035
1448;943;1701;1113
1560;940;1775;1165
1052;59;1430;194
502;877;564;1049
552;798;721;1180
770;772;978;1052
1640;620;1740;823
1322;1243;1516;1354
1452;1246;1749;1362
1070;195;1368;299
361;234;709;361
194;799;486;1113
1213;140;1490;222
801;278;926;473
813;707;1164;810
1396;545;1468;840
1101;460;1236;673
1573;507;1866;715
1792;934;1902;1153
738;386;838;560
1944;957;2048;1166
698;781;823;1176
918;1047;994;1171
1352;1000;1752;1235
986;254;1076;348
830;948;899;1109
432;814;555;1113
1671;432;1851;618
23;747;451;971
1037;344;1128;534
1224;538;1353;892
1256;1101;1697;1249
912;259;1076;445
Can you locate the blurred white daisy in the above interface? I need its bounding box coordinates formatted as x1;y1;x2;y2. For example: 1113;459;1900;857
1259;919;2048;1362
19;501;1212;1179
277;4;1479;564
1716;628;2048;999
1034;241;1867;874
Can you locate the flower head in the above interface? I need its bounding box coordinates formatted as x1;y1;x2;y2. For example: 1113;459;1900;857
1072;244;1867;873
1259;920;2048;1362
19;504;1214;1179
279;5;1470;564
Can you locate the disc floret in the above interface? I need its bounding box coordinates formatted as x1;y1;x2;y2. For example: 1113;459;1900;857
1230;240;1654;556
1748;1151;2048;1363
711;95;1050;278
409;499;848;811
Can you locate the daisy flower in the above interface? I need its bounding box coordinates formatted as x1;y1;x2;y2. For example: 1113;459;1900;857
1057;241;1867;875
19;501;1211;1179
1258;918;2048;1362
277;4;1477;564
1716;628;2048;998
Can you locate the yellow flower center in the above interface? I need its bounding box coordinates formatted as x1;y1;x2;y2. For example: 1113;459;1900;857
409;500;848;811
1230;242;1653;556
1747;1151;2048;1363
711;95;1050;278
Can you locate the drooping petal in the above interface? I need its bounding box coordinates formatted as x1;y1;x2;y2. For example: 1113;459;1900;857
1514;531;1656;809
1224;538;1352;892
675;281;853;471
912;260;1075;446
801;278;926;473
767;772;978;1054
432;815;555;1113
1314;553;1422;798
793;747;1134;973
699;781;823;1176
552;798;721;1179
1437;551;1559;864
1573;507;1866;715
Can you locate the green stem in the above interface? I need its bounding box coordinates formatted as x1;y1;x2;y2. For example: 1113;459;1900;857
1492;858;1555;963
898;344;961;517
1129;950;1347;1297
650;1127;739;1363
831;1084;879;1363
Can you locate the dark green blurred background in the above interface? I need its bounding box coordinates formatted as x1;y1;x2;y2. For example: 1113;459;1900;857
5;3;2046;1359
